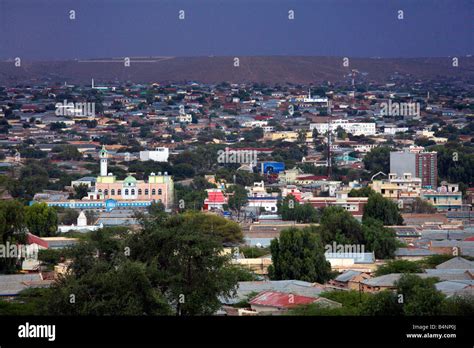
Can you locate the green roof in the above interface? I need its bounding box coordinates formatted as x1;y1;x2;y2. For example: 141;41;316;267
99;145;108;157
124;175;137;184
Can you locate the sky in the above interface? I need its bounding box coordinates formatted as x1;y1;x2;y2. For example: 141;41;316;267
0;0;472;60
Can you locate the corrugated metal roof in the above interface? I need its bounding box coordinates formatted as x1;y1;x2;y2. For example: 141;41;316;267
249;291;316;308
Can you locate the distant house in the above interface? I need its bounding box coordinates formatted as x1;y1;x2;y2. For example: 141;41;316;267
435;280;474;297
71;176;96;188
360;273;403;292
435;257;474;270
221;280;328;306
203;189;227;211
330;270;371;290
325;252;376;272
27;233;79;249
248;291;341;315
0;274;52;297
394;247;437;261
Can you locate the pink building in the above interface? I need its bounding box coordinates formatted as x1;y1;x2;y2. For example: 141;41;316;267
90;146;174;208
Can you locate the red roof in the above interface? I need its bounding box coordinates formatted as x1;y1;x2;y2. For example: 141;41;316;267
21;104;38;110
249;291;316;309
255;115;273;120
205;190;227;204
464;236;474;242
296;175;328;181
27;233;49;249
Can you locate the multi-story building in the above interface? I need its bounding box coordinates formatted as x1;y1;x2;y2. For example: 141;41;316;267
93;146;174;209
304;192;368;217
390;150;438;188
370;173;422;200
310;119;376;136
421;184;463;211
415;152;437;189
139;147;169;162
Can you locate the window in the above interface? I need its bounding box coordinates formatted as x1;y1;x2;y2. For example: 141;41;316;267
138;189;142;195
118;189;122;195
145;189;149;195
152;189;156;195
131;189;135;195
104;189;108;196
98;189;102;194
125;189;129;195
158;189;162;195
111;189;115;195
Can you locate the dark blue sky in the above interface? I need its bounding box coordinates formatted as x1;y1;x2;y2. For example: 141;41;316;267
0;0;472;59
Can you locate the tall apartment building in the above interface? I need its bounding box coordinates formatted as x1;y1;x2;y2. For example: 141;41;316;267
390;151;437;188
415;152;437;189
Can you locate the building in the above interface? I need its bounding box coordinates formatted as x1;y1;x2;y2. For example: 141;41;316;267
260;161;285;174
310;119;376;136
390;150;437;188
421;184;462;211
92;146;174;209
248;291;340;315
330;270;371;290
58;211;102;233
139;147;169;162
0;274;53;297
203;189;227;211
370;173;422;200
390;151;416;180
305;192;368;217
416;152;437;189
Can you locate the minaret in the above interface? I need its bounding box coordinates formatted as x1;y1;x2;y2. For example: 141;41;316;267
99;145;108;176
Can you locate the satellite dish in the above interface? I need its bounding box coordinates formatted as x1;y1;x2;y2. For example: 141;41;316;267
256;243;262;248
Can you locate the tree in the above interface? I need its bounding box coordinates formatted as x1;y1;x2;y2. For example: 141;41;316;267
361;218;398;259
226;185;248;218
410;197;437;213
363;193;403;226
348;187;375;197
10;162;49;200
395;274;445;315
297;130;306;144
56;208;79;225
374;260;422;276
72;184;89;200
363;146;392;175
319;206;364;245
129;212;242;315
361;290;403;316
44;260;171;315
0;200;26;273
25;203;58;237
278;195;319;223
268;227;331;283
168;211;243;245
442;295;474;316
53;145;82;161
